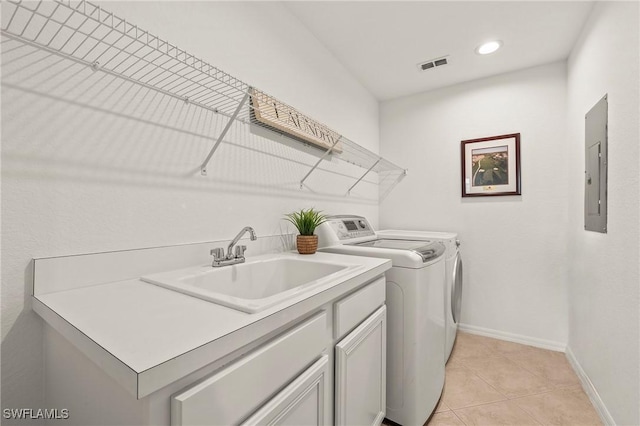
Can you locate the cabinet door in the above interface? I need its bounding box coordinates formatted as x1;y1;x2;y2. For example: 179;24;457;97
335;306;386;426
242;355;330;426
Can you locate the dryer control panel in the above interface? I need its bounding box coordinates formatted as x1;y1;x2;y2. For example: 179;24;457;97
325;215;376;241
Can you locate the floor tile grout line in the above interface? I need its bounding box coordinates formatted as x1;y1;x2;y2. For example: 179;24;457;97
506;356;552;379
447;397;509;411
462;362;544;401
451;401;544;426
501;349;584;396
504;351;583;389
517;403;545;426
443;366;510;410
506;384;585;402
475;370;554;399
444;357;511;411
450;409;468;425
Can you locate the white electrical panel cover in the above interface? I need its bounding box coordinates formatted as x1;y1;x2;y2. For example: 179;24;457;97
585;95;608;233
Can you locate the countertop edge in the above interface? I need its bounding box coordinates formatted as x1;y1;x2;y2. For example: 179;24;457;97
33;297;139;398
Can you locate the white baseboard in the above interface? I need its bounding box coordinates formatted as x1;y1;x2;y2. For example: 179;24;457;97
565;346;615;426
458;323;566;352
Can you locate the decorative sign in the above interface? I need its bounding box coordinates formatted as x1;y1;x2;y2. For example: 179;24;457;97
250;88;343;153
461;133;521;197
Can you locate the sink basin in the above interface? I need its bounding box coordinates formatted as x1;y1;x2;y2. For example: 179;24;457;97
141;255;362;313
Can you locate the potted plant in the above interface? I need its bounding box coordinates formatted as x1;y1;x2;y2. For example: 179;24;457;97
285;208;328;254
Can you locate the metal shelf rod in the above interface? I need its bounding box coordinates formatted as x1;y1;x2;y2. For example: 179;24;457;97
347;157;381;194
299;136;343;189
200;90;250;176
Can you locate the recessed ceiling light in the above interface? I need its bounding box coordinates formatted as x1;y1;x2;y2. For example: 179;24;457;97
476;40;503;55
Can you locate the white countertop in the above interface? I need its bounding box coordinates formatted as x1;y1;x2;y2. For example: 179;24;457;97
33;251;391;398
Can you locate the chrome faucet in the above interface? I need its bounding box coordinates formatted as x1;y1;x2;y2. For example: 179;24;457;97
210;226;257;267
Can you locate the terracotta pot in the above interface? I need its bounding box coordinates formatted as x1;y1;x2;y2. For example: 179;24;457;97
296;235;318;255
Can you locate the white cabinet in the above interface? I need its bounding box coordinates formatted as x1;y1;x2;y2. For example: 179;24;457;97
166;277;387;426
242;355;330;426
335;306;387;426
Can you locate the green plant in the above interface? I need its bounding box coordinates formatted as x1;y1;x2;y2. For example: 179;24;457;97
284;208;327;236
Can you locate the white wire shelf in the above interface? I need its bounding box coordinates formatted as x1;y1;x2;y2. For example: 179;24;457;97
1;0;407;196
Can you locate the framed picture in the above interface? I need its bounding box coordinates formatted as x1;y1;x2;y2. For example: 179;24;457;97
461;133;521;197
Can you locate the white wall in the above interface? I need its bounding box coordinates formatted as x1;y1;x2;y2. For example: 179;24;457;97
1;2;379;420
379;62;569;346
566;2;639;425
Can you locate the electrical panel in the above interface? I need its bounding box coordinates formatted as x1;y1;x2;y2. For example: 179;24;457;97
584;95;608;233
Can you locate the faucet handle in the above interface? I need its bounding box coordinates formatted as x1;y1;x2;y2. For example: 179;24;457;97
234;245;247;258
210;247;224;260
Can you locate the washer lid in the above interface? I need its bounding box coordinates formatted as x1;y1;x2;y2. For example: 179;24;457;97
349;239;445;263
376;230;458;241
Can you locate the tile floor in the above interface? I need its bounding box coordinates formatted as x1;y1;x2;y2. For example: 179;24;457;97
426;332;602;426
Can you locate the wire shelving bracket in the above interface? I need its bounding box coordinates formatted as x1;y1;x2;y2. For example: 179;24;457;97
299;136;343;189
200;91;250;176
348;157;382;194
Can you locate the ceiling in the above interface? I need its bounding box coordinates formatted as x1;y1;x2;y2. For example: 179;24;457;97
284;1;594;101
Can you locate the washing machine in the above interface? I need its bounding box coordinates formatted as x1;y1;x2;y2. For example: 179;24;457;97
378;230;462;362
317;216;446;426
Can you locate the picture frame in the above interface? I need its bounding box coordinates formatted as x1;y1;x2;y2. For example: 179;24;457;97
461;133;521;197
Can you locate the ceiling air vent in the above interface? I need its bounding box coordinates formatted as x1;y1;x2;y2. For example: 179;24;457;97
418;56;449;72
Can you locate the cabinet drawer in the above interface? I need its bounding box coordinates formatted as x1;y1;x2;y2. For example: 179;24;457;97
334;276;385;339
242;355;330;425
171;312;327;426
